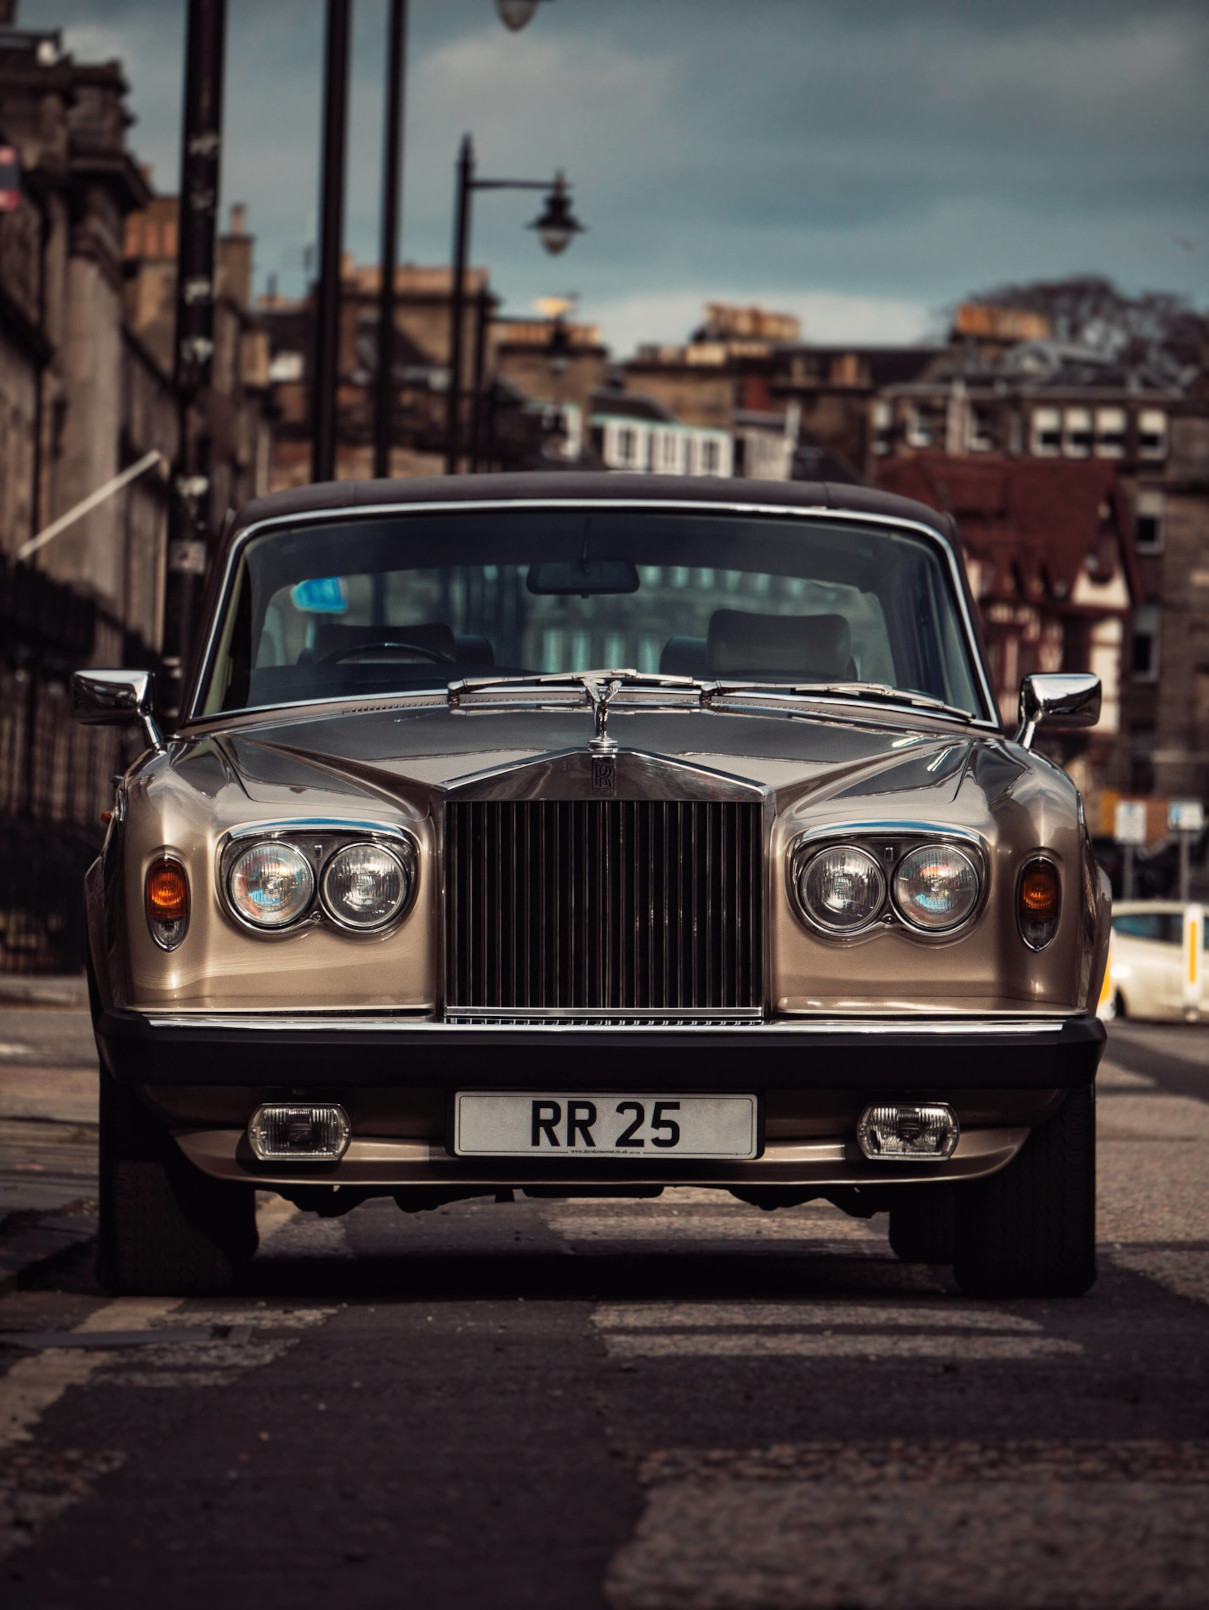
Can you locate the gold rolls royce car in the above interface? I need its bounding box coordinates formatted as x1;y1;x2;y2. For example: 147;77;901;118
75;475;1108;1298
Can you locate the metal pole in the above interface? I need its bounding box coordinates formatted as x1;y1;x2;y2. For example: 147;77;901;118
1124;843;1136;901
312;0;353;484
17;451;164;563
1180;830;1191;904
469;285;491;472
373;0;407;479
166;0;226;695
444;135;474;475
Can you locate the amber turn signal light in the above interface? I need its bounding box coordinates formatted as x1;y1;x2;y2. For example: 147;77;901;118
1020;860;1060;919
1018;857;1060;950
145;856;189;950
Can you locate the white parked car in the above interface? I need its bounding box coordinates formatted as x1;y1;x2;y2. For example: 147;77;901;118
1105;902;1206;1021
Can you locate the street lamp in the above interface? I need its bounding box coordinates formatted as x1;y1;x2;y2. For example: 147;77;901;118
495;0;553;30
444;134;585;474
528;174;584;256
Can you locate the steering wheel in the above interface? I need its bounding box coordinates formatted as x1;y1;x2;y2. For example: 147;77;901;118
317;639;456;665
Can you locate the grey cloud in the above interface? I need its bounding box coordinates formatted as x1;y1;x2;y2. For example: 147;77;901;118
37;0;1209;347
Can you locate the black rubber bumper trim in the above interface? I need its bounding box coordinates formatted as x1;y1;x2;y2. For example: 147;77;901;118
97;1011;1105;1092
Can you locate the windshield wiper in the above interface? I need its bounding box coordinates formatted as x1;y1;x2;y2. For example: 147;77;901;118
446;670;977;725
711;680;977;723
447;669;707;704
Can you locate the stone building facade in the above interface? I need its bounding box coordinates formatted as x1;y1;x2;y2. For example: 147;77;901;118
0;11;270;969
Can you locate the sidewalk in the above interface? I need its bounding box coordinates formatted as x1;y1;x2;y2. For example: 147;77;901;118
0;973;89;1008
0;981;98;1293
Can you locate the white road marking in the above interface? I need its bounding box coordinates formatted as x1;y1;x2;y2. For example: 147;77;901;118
0;1297;179;1450
603;1332;1080;1360
594;1302;1043;1332
0;1198;306;1443
0;1045;33;1059
547;1212;885;1242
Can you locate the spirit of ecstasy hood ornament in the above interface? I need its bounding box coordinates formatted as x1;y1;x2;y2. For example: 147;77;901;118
584;677;621;756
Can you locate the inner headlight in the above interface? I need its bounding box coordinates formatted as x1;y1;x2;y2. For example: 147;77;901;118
893;843;980;932
228;842;315;929
321;842;409;929
798;845;886;933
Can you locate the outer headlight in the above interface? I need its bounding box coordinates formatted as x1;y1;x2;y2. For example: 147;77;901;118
893;843;980;932
228;842;315;929
321;842;409;930
797;845;886;934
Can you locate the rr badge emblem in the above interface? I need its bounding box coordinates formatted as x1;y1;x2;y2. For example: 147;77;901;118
591;757;617;796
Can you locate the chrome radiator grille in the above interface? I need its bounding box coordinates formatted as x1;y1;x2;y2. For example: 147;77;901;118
444;800;763;1018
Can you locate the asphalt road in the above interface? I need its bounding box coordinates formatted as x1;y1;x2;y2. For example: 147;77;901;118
0;1012;1207;1608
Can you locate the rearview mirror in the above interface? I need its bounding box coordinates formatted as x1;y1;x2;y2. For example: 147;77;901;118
527;558;640;596
1015;672;1100;750
72;669;165;752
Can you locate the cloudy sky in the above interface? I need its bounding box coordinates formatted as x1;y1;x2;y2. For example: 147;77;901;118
38;0;1209;355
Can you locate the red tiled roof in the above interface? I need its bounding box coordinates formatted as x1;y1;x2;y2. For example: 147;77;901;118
876;452;1134;608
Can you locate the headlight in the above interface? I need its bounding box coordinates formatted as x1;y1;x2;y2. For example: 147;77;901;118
228;842;315;929
797;845;886;933
893;844;980;932
321;842;409;929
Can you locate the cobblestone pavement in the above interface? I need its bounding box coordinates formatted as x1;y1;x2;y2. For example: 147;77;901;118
0;1017;1205;1607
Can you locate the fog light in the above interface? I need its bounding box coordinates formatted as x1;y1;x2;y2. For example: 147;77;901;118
857;1103;959;1161
248;1104;351;1162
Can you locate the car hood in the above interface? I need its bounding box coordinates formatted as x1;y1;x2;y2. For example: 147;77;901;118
170;701;1038;827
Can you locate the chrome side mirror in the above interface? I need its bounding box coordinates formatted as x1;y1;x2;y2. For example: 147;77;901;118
72;669;165;753
1015;672;1100;750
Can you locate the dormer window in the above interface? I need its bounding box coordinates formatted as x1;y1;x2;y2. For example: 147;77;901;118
1138;409;1167;460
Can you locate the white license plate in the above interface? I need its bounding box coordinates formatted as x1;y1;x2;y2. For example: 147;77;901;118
453;1093;758;1159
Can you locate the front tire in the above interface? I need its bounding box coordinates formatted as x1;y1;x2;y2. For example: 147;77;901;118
954;1084;1095;1298
97;1072;258;1296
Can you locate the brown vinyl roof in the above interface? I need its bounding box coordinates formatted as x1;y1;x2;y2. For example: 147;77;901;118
226;471;959;552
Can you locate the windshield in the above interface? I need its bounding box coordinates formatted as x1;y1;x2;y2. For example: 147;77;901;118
196;508;989;720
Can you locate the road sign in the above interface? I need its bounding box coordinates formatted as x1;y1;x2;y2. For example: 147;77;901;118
0;145;20;213
1169;799;1205;834
1114;801;1148;846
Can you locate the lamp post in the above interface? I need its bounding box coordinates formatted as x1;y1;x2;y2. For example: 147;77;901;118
314;0;552;487
311;0;352;484
444;135;584;474
373;0;408;479
166;0;226;691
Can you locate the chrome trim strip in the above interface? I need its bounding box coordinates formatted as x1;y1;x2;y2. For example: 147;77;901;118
141;1014;1071;1035
184;497;1000;729
445;1006;765;1021
224;817;417;842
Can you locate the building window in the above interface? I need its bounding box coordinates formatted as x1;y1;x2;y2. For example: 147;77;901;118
1094;407;1126;457
616;426;637;466
1131;604;1160;681
967;405;994;452
1064;407;1092;457
1031;407;1062;456
682;438;695;475
872;400;892;456
661;432;678;470
1135;490;1164;553
905;404;931;448
701;439;720;475
1128;726;1156;795
1139;409;1167;460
